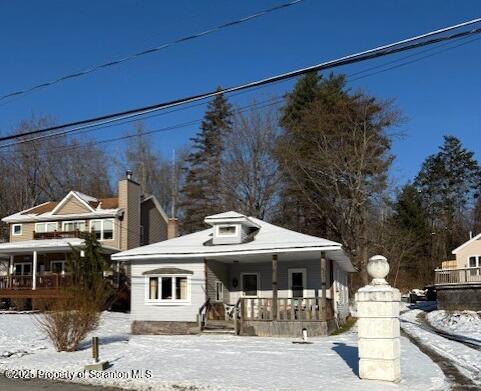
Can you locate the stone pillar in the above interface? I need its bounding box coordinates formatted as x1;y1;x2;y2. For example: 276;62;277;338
356;255;401;382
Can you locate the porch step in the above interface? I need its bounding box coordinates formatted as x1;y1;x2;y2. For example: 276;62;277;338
202;320;236;334
201;329;236;335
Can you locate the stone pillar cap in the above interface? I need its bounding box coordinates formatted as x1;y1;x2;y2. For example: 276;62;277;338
368;255;389;285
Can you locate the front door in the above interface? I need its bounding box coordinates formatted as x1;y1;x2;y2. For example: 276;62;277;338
288;268;306;298
14;262;32;275
241;273;259;297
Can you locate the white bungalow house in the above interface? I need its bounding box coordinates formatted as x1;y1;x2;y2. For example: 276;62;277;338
112;212;355;337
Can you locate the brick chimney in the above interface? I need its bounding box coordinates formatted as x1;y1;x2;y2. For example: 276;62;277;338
168;218;179;239
118;170;141;250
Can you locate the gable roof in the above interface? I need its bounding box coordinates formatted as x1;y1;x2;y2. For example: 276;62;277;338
112;215;355;272
2;192;121;223
50;191;97;214
141;194;169;224
452;233;481;254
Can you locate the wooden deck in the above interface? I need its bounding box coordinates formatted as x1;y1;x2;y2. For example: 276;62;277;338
0;274;71;299
435;267;481;285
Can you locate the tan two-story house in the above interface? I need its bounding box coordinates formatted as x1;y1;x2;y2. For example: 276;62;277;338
435;232;481;310
0;171;173;300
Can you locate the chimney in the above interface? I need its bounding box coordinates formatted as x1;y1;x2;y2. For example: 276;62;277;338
118;170;141;250
168;218;179;239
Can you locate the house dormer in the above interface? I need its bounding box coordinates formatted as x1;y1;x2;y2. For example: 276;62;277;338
204;211;260;245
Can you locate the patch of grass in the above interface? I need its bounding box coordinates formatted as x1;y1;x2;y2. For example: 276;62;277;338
330;317;357;335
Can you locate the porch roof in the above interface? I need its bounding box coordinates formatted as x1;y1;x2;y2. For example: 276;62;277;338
0;239;119;256
112;217;356;272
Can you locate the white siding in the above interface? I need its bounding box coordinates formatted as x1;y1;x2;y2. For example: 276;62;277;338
130;259;205;322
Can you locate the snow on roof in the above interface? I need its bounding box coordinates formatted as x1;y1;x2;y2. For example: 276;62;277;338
205;211;246;220
0;238;119;256
204;211;260;228
73;191;98;203
452;232;481;254
112;216;354;271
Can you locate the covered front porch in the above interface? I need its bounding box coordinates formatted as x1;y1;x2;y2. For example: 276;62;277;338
0;239;117;299
200;250;351;336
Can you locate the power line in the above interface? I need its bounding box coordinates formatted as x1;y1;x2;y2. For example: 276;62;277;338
1;17;480;147
2;27;480;155
0;0;305;104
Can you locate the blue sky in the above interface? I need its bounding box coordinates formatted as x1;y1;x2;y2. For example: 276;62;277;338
0;0;480;184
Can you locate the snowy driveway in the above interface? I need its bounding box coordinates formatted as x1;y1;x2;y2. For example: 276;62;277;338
0;312;447;390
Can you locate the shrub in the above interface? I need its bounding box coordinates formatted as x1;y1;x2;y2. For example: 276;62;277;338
35;234;112;352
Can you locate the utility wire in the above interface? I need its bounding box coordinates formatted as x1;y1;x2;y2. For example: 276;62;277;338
1;28;480;153
3;32;480;159
0;0;304;104
1;18;480;146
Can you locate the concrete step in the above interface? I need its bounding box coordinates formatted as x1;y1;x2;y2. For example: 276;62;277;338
201;329;236;335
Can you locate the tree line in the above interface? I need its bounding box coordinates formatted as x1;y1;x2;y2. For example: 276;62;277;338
1;72;480;290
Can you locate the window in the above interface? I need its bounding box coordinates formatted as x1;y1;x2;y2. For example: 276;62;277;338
215;281;224;302
90;219;114;240
288;268;306;298
217;225;237;236
149;277;158;300
146;275;190;303
241;273;259;297
62;220;86;232
35;222;58;233
14;262;31;275
51;260;66;274
468;256;481;278
12;224;22;236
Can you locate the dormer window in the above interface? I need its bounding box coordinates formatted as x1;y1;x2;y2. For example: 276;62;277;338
217;225;238;237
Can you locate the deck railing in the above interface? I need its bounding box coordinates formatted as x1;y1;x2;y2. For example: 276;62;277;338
33;230;84;240
241;297;334;321
435;267;481;285
0;273;72;290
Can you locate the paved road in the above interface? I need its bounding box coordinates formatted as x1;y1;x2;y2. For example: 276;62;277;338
0;376;120;390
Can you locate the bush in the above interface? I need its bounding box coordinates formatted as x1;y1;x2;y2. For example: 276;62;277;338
35;234;111;352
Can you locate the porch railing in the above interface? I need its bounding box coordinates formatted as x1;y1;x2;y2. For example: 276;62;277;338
0;273;72;290
33;230;84;240
241;297;334;321
435;267;481;285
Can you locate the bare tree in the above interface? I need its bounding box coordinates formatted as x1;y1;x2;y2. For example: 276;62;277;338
221;103;281;219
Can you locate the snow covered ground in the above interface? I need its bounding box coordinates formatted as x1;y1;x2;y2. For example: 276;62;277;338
400;306;481;386
0;312;447;390
427;310;481;340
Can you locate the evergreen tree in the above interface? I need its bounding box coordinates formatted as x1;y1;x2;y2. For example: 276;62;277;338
276;72;398;284
415;135;481;255
181;90;233;233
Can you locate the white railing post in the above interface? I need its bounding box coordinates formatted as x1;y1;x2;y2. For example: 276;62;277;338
32;250;37;290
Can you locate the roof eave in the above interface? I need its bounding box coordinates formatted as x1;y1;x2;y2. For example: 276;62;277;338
112;245;343;261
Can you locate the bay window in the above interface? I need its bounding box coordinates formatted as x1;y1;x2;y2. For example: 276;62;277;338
146;275;190;303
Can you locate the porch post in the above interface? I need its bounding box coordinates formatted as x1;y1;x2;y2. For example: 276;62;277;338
320;252;327;321
8;255;14;275
272;254;278;320
32;250;37;290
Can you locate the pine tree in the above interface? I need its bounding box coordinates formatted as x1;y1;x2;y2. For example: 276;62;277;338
181;90;233;233
415;135;481;256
